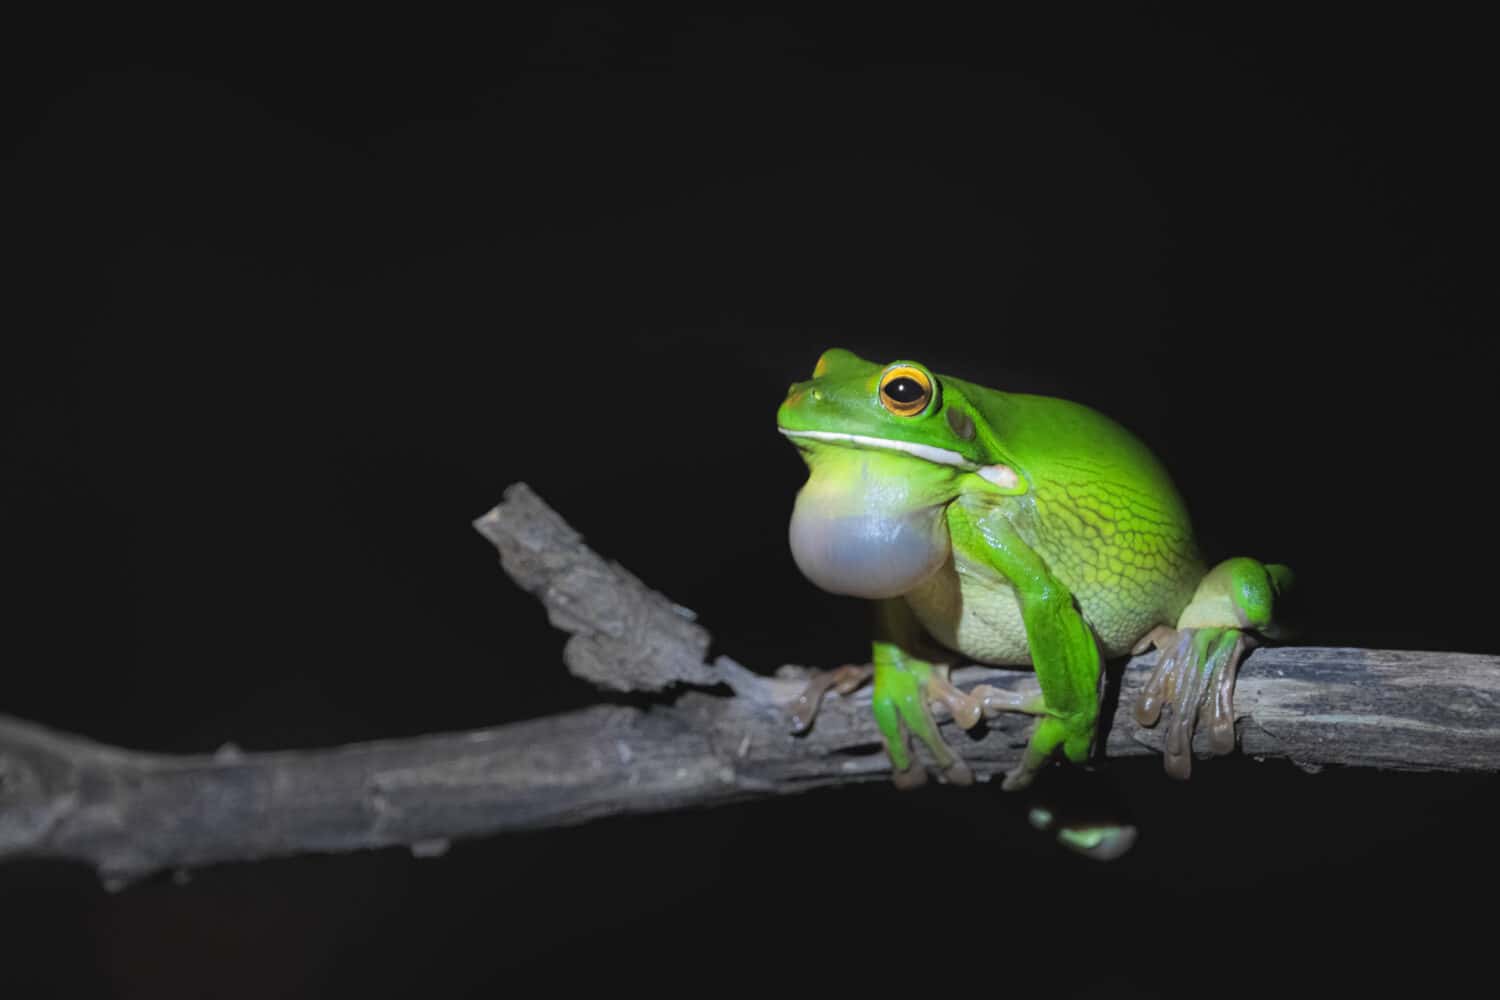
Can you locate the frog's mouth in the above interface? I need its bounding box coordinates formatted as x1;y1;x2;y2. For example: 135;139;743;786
780;428;1023;492
779;429;978;470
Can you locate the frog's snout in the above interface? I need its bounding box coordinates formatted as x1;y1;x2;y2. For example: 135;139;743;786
783;383;824;406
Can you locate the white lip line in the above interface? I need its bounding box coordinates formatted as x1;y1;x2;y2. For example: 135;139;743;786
779;428;978;469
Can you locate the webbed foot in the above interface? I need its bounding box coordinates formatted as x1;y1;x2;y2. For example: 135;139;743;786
922;669;1047;729
1131;557;1290;778
1133;627;1249;779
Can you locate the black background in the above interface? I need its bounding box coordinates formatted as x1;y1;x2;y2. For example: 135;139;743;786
3;9;1494;997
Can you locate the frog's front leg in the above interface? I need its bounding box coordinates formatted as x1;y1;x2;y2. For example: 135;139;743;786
868;599;979;788
1133;557;1293;779
785;601;1016;785
947;503;1104;792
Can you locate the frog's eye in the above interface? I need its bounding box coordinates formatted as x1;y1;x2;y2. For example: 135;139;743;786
878;365;934;417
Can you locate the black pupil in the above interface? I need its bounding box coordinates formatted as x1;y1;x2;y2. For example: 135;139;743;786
884;376;926;405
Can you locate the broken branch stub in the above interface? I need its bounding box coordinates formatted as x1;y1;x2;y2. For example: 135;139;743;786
472;483;719;692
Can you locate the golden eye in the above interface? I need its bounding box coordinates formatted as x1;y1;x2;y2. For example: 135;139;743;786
879;365;933;416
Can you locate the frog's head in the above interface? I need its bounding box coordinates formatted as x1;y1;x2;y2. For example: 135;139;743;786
777;348;1022;492
777;349;1024;599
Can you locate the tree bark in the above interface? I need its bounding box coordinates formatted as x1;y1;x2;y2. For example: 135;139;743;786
2;483;1495;886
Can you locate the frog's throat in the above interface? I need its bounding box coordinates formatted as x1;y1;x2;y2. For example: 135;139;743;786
779;429;976;469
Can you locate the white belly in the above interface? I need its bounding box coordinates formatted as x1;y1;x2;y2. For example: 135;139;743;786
903;555;1034;666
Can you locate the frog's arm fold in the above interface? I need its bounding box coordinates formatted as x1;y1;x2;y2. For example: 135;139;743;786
947;501;1102;790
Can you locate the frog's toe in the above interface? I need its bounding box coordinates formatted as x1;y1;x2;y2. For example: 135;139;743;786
1131;624;1179;657
891;762;929;790
787;664;874;732
1134;628;1248;779
923;669;1046;729
972;684;1048;716
1133;630;1192;728
943;758;974;786
890;758;968;788
1198;633;1248;754
922;668;985;729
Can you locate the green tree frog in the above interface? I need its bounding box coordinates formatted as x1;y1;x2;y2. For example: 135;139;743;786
779;349;1290;790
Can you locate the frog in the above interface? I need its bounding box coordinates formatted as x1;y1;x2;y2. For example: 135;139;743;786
778;348;1291;791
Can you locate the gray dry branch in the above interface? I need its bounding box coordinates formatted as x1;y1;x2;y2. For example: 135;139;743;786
2;483;1498;886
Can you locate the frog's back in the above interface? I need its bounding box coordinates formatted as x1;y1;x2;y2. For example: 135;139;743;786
953;380;1203;655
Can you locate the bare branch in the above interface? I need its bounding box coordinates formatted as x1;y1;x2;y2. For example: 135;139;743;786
2;483;1496;885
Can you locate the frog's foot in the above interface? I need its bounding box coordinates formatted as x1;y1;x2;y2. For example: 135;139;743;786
923;669;1048;730
871;659;975;789
1133;556;1289;779
1132;627;1249;779
1000;709;1098;792
787;664;875;733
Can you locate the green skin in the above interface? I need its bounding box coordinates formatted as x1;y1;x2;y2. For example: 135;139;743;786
780;349;1290;790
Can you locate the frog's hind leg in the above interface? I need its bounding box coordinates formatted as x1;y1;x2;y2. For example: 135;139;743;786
1133;557;1291;779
